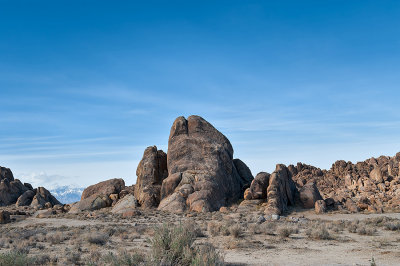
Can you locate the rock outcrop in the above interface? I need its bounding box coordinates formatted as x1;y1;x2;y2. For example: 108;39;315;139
0;178;28;206
0;166;61;208
264;164;297;215
291;152;400;213
158;115;253;213
134;146;168;209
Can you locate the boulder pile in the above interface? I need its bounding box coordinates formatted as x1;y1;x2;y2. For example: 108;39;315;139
67;115;400;216
0;167;60;209
291;153;400;213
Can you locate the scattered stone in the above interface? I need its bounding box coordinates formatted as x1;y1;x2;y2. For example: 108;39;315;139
271;214;280;220
36;209;55;218
257;215;266;224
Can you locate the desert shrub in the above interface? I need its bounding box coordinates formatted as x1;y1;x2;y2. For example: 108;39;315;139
48;232;66;244
151;223;223;266
66;252;81;265
191;243;224;266
306;226;332;240
0;251;35;266
277;226;298;238
384;221;400;231
347;222;358;233
101;250;145;266
228;224;242;238
207;222;221;237
248;224;262;235
356;226;376;236
87;233;109;246
261;222;277;235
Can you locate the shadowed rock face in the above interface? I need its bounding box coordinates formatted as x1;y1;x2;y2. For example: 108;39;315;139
0;167;14;181
0;178;28;206
244;172;270;200
159;115;252;213
134;146;168;209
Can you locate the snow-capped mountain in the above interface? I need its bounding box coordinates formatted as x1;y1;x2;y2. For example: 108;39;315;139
50;186;85;204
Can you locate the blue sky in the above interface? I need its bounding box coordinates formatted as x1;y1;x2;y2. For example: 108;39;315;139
1;1;400;188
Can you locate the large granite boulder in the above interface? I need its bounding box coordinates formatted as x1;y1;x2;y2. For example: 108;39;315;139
244;172;270;200
299;181;323;209
264;164;297;215
81;178;125;200
158;115;250;213
134;146;168;209
16;190;36;206
111;194;138;214
69;194;112;213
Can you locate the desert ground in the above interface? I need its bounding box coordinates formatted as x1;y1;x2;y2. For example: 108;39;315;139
1;204;400;266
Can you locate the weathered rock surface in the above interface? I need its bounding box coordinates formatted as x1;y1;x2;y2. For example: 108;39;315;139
81;178;125;200
134;146;168;209
112;194;138;214
299;182;323;209
158;115;252;213
16;190;36;206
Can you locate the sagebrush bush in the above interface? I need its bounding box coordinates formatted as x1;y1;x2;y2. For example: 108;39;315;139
151;223;224;266
101;251;145;266
277;226;298;238
306;226;332;240
228;224;242;238
86;233;109;246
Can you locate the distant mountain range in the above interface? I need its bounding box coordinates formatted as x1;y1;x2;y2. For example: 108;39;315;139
50;186;84;204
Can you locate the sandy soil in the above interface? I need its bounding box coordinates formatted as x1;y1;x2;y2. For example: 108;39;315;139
1;207;400;265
